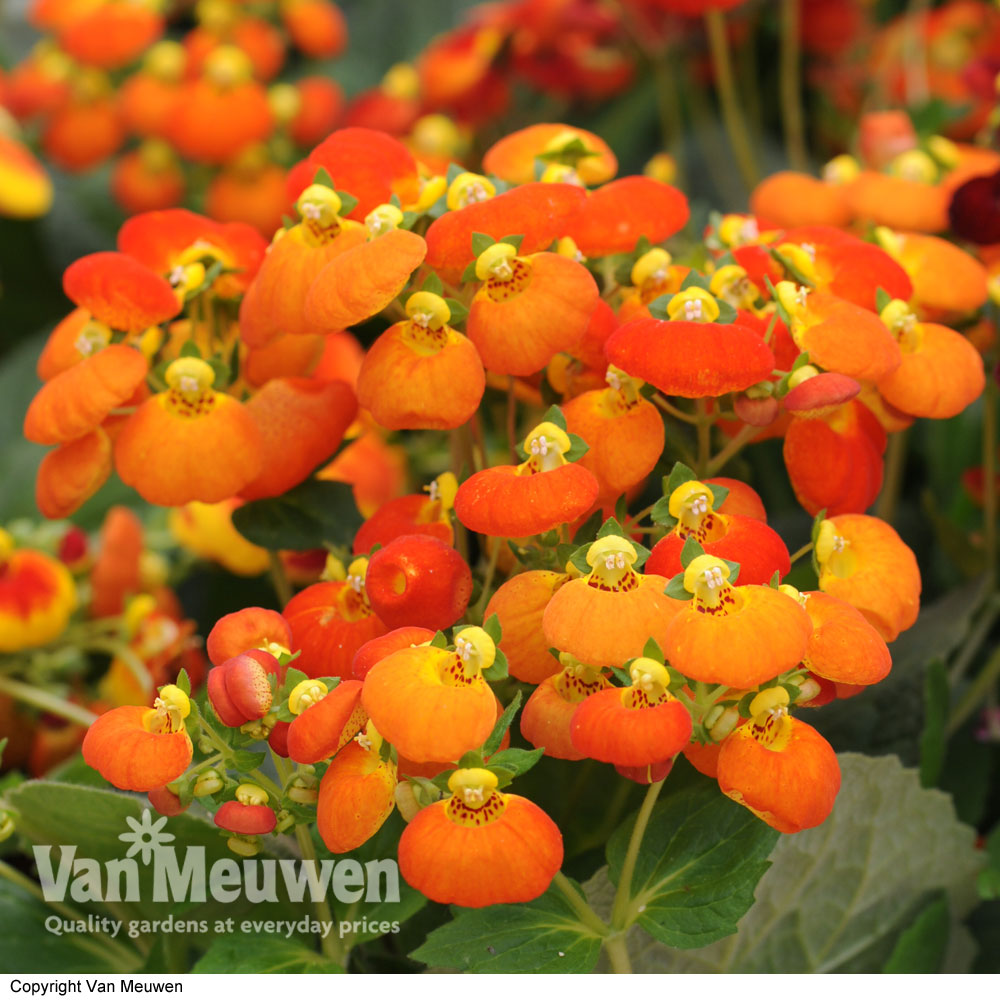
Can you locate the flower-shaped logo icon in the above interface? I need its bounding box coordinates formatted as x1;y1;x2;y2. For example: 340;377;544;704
118;809;175;865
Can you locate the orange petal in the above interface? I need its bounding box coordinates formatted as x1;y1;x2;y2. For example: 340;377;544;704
35;429;112;519
482;123;617;186
750;171;851;229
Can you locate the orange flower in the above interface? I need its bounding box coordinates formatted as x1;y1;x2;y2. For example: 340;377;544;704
351;625;435;681
353;472;456;553
356;291;485;430
316;723;396;854
814;515;920;642
453;420;599;538
564;176;689;257
484;569;570;684
82;686;192;793
398;768;563;907
289;77;345;148
646;479;790;585
287;679;367;764
466;244;598;375
304;226;427;333
58;2;164;71
749;172;851;229
606;289;775;398
165;48;273;166
281;0;348;59
111;146;185;215
206;607;293;665
240;377;357;501
482;124;617;186
168;499;270;576
24;344;148;446
113;357;263;506
543;534;682;667
42;93;124;172
184;17;285;82
0;531;77;652
570;657;691;767
283;561;388;679
205;162;289;238
783;398;886;516
844;172;949;232
717;688;840;834
875;300;985;419
35;429;112;519
318;429;408;517
791;588;891;686
36;308;93;380
774;282;901;382
664;554;811;689
63;252;180;332
520;654;610;760
424;182;586;284
361;626;497;763
90;506;142;618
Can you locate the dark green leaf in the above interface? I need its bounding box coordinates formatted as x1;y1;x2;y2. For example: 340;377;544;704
179;339;202;359
642;638;664;663
483;691;522;757
650;496;677;528
482;648;509;682
334;190;359;216
444;298;468;325
482;613;503;645
486;746;544;779
232;480;362;552
421;272;444;296
311;167;335;189
230;750;266;772
647;293;673;320
409;880;603;972
679;536;704;568
429;631;449;649
679;272;712;292
193;934;344;973
875;287;893;313
883;895;951;973
605;783;778;949
471;231;495;257
664;574;691;600
498;234;525;250
707;483;729;509
919;659;949;787
460;261;479;284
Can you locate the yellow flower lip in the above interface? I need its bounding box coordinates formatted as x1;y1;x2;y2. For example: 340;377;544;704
447;172;495;211
669;480;715;522
296;184;343;228
631;247;672;289
683;553;732;600
406;290;451;330
475;242;519;282
235;782;269;806
448;767;498;808
288;679;328;715
165;357;215;394
454;626;496;674
522;421;571;469
667;287;720;323
366;203;404;238
628;656;671;692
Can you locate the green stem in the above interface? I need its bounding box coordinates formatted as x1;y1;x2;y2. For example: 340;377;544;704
704;9;758;190
706;422;758;476
652;393;699;425
551;871;609;937
695;399;712;478
268;551;293;607
0;675;97;727
875;430;908;524
610;778;665;931
605;933;633;974
472;537;502;622
294;823;346;966
949;594;1000;686
779;0;808;171
983;365;997;587
788;541;813;565
947;643;1000;737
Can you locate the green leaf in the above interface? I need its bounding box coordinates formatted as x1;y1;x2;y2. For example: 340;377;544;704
920;659;949;787
539;404;568;432
679;272;711;292
572;508;605;544
679;536;704;568
597;516;624;538
429;631;449;649
471;231;495;257
875;287;893;313
0;737;7;770
175;669;191;697
563;432;590;463
714;301;738;324
193;934;344;973
280;666;309;700
707;483;729;509
179;339;202;359
311;167;335;189
664;574;690;600
602;782;778;949
483;691;522;757
482;647;509;682
642;638;664;663
409;880;604;972
444;298;468;326
460;260;479;284
334;190;359;217
486;746;544;780
650;496;676;528
665;462;697;496
232;480;362;552
230;750;266;772
769;247;815;288
632;755;984;971
882;895;950;973
482;613;503;645
647;293;673;320
498;233;525;250
421;272;444;296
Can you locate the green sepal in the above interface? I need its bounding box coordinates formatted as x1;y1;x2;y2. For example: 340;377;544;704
664;573;691;600
471;231;495;257
482;613;503;645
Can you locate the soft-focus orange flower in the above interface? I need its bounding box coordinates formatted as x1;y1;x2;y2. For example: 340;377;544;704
58;1;164;71
184;17;286;82
111;145;185;214
398;767;563;907
89;505;143;618
42;92;124;172
289;77;344;148
845;172;949;233
206;606;292;666
204;162;288;237
0;531;77;652
884;231;988;319
482;123;617;186
281;0;348;59
750;172;852;229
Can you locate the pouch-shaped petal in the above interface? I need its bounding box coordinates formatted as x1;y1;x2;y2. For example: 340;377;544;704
35;429;112;519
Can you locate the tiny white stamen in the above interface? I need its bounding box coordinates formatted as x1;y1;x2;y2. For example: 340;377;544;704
178;375;200;393
795;286;809;307
347;574;363;593
301;203;322;221
689;495;708;516
740;219;759;241
463;785;485;804
683;299;703;321
702;566;724;590
456;637;473;662
427;480;440;502
168;265;186;287
411;310;432;328
604;553;626;571
606;370;622;391
530;436;550;457
463;183;488;206
801;243;816;260
355;732;373;751
491;258;513;280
